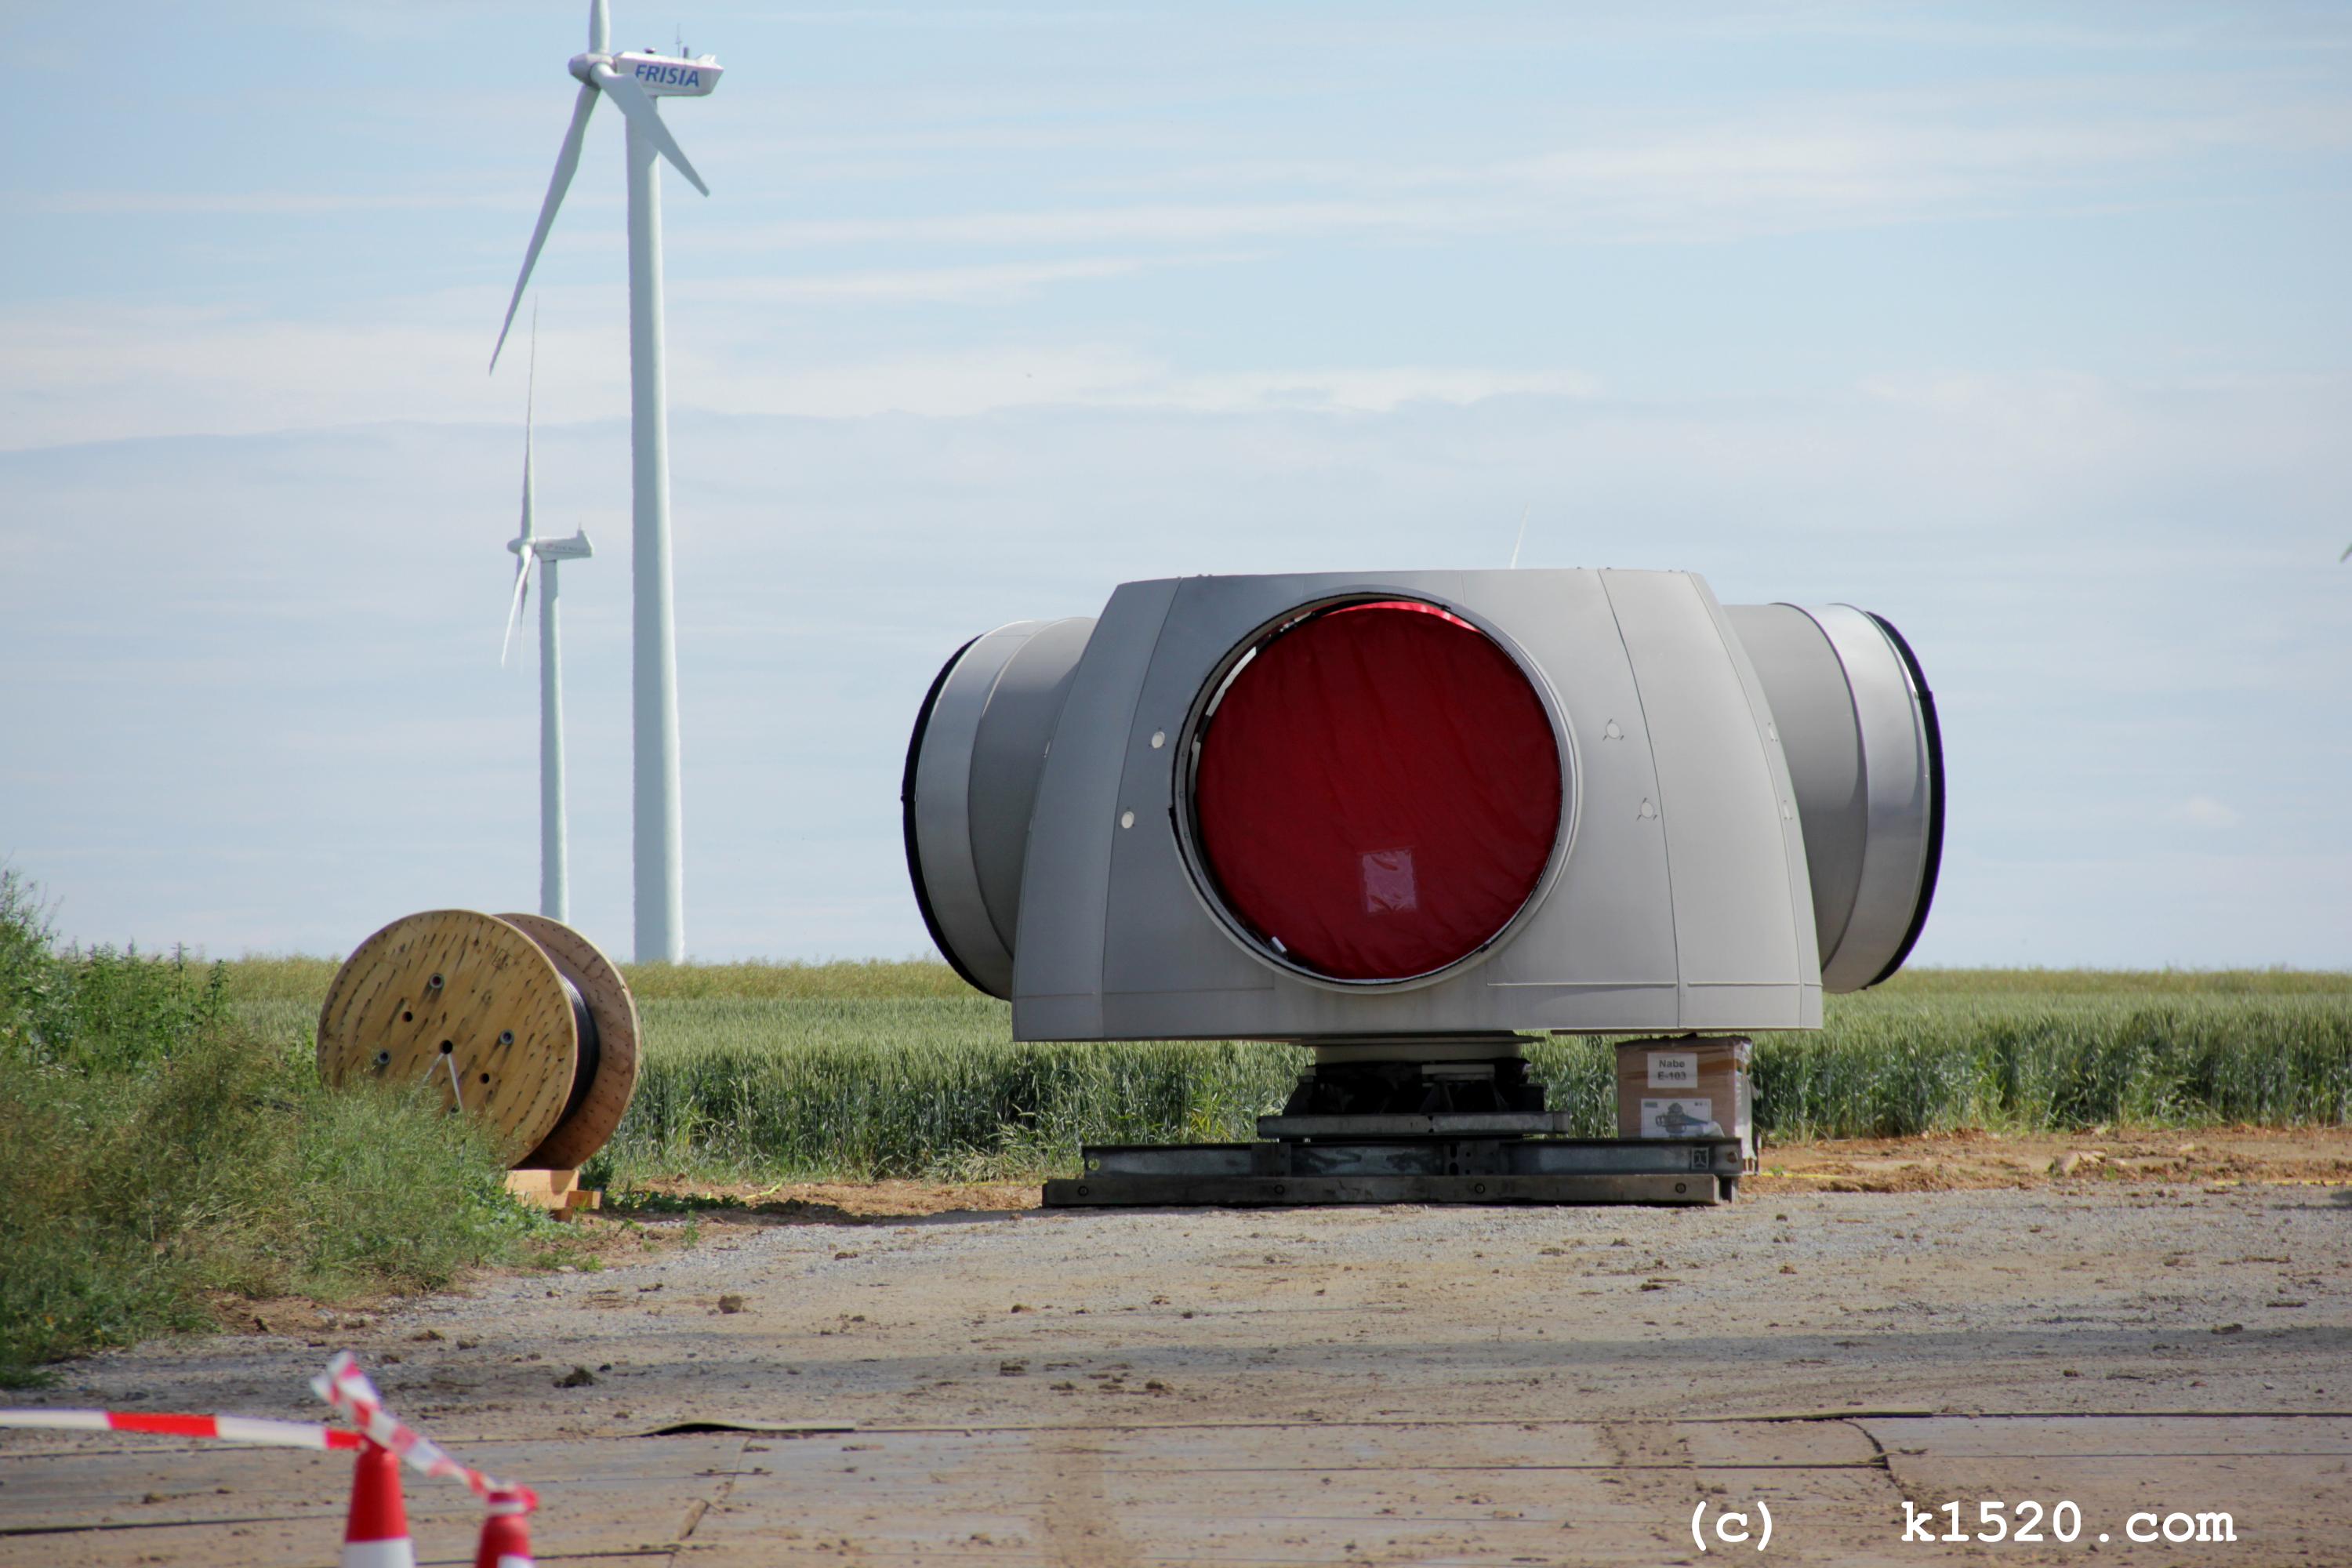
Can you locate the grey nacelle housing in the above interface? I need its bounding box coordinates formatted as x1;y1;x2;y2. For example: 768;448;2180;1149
904;569;1941;1041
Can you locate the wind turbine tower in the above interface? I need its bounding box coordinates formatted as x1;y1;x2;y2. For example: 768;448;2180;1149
503;314;595;923
492;0;720;962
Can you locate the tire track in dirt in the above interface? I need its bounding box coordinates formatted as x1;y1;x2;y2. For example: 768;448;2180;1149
1036;1435;1138;1568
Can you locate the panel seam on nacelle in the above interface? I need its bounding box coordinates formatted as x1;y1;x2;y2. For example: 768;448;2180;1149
1707;588;1820;996
1095;579;1187;1018
1596;570;1682;1032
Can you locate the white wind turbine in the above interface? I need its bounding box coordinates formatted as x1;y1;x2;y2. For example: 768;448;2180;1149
503;310;595;924
491;0;721;962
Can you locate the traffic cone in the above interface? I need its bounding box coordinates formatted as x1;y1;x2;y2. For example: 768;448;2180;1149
474;1487;536;1568
338;1436;415;1567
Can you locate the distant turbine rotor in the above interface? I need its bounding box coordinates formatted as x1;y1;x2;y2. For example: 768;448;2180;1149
499;304;595;924
502;307;540;666
488;0;713;374
488;0;720;960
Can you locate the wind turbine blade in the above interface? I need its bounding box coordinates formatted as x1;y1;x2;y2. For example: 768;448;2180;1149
490;82;599;372
520;307;537;544
592;64;710;195
501;553;535;666
1508;502;1531;569
589;0;609;53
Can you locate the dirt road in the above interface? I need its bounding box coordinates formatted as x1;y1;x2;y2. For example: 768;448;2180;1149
5;1132;2350;1565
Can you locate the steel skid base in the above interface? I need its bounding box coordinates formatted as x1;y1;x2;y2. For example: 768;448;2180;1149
1041;1126;1743;1209
1040;1044;1742;1208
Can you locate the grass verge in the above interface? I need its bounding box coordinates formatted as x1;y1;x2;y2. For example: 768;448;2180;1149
0;876;538;1386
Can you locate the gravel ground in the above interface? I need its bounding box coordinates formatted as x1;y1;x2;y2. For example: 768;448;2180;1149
6;1152;2351;1564
16;1178;2350;1435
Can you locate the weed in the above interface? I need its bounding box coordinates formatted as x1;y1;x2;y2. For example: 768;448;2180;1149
0;876;530;1384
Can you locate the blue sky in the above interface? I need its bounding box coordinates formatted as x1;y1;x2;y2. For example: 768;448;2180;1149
2;2;2347;967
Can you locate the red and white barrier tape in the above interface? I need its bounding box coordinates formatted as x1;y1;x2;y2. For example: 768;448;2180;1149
313;1352;537;1514
0;1408;361;1450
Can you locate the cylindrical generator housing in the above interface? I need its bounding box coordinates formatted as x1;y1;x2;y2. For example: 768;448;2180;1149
1723;604;1944;992
904;617;1096;999
904;569;1941;1041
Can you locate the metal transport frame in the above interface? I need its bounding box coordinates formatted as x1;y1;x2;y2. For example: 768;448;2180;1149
1044;1116;1743;1207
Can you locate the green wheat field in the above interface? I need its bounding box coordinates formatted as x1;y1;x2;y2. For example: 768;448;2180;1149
222;958;2352;1185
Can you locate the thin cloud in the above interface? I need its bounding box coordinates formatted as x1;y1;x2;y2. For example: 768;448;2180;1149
25;191;519;216
681;254;1225;304
703;89;2352;256
0;297;1602;446
2171;797;2244;830
1110;367;1599;416
681;347;1596;420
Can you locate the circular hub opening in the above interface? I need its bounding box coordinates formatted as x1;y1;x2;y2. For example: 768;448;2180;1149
1189;599;1564;982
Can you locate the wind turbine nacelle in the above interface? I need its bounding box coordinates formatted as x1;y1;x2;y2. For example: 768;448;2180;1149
571;50;722;96
903;570;1944;1043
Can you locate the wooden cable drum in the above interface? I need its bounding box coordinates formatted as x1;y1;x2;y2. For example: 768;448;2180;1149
316;909;641;1168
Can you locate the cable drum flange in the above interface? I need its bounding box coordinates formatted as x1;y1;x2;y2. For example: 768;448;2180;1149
496;910;640;1170
316;909;639;1169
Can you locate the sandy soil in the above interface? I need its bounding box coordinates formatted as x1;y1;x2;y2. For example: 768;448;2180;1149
1748;1126;2352;1194
5;1131;2350;1565
593;1127;2352;1218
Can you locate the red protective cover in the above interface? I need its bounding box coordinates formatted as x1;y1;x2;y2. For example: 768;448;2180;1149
1193;601;1563;980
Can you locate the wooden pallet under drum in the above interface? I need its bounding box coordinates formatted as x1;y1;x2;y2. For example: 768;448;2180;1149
503;1167;603;1219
